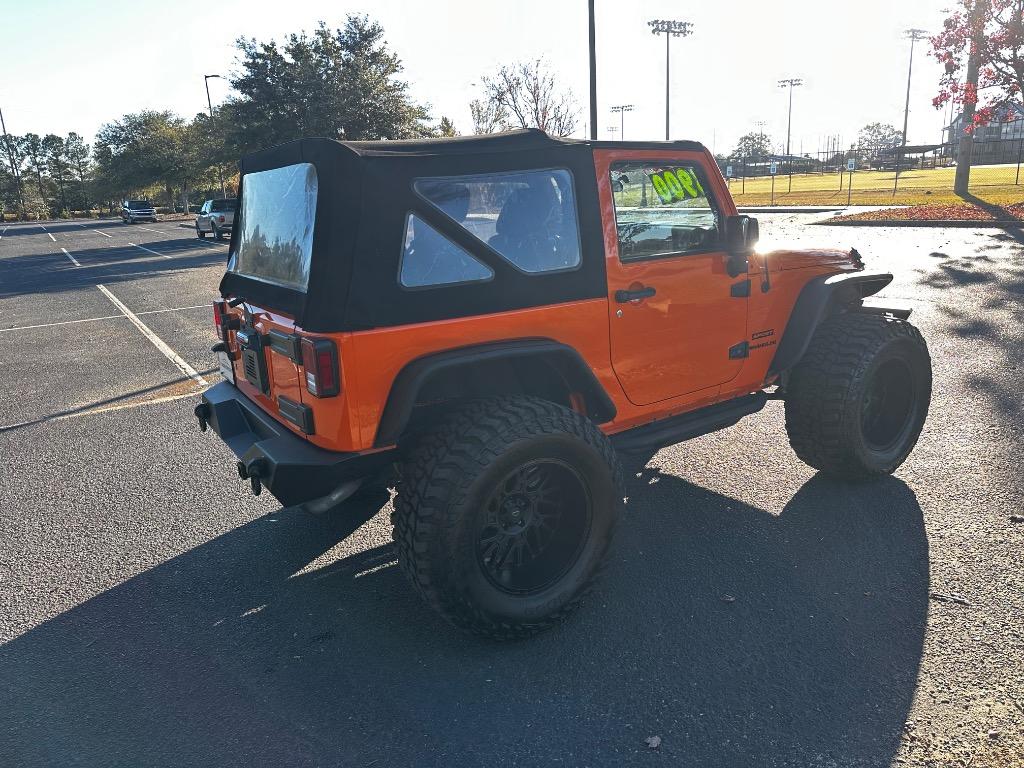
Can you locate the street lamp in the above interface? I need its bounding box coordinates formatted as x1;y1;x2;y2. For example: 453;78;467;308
606;125;619;140
204;73;227;199
778;77;803;191
610;104;634;140
901;29;929;147
648;19;693;140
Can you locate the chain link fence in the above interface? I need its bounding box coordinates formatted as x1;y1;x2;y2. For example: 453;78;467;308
716;138;1024;205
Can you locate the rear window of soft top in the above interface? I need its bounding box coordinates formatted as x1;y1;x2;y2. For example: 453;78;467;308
229;163;317;292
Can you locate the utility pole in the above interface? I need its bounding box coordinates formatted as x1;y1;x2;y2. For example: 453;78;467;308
0;105;25;220
204;74;227;199
588;0;597;141
779;78;802;192
955;0;988;195
648;19;694;140
610;105;634;140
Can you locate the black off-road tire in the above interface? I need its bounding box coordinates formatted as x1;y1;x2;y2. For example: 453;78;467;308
196;222;207;239
392;397;623;640
785;312;931;479
212;223;223;241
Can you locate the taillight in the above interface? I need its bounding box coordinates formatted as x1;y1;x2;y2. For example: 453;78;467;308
218;215;225;223
213;300;227;341
213;300;239;342
300;337;340;397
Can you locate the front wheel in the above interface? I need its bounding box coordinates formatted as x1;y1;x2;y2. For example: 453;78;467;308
785;312;932;479
393;397;623;639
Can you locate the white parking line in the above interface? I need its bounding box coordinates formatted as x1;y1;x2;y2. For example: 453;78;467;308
0;304;208;334
61;247;81;267
40;226;56;242
129;241;170;259
135;226;166;234
1;225;7;239
76;223;113;238
96;285;207;385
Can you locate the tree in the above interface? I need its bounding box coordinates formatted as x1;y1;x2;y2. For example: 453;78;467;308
224;15;432;154
65;132;91;212
470;98;507;135
856;122;903;153
436;116;458;137
476;59;579;136
729;132;773;159
93;111;195;209
42;134;70;215
18;133;47;200
931;0;1023;129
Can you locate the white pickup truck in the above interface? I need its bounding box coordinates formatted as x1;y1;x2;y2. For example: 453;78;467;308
196;198;237;240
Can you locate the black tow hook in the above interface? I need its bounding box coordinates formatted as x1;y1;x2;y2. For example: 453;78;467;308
237;458;267;496
194;402;211;432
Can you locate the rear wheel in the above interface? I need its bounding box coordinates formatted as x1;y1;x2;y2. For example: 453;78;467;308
212;223;223;241
393;397;622;639
785;312;931;479
196;222;207;239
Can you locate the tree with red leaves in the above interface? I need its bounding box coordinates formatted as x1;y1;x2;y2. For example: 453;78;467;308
931;0;1023;131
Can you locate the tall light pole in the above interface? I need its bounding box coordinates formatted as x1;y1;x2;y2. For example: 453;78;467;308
648;19;693;140
606;125;619;140
778;77;803;191
610;104;634;140
588;0;597;140
901;29;929;146
204;74;227;199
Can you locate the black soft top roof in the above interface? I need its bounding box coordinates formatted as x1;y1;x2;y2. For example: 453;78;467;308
340;128;705;156
221;130;710;332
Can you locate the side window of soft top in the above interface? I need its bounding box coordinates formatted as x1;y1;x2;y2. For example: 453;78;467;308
413;169;582;276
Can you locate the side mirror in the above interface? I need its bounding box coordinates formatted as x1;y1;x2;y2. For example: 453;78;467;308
724;215;758;277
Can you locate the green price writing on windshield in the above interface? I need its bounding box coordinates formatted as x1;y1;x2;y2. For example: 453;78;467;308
646;168;705;204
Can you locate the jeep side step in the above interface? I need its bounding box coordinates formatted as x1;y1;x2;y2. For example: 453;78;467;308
610;392;768;456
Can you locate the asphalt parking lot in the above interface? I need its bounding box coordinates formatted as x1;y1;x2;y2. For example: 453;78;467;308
1;214;1022;767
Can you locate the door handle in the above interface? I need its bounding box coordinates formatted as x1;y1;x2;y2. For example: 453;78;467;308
615;286;656;303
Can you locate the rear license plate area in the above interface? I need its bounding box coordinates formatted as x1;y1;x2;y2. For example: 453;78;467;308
217;350;235;384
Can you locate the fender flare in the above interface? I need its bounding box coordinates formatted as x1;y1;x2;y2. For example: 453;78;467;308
373;338;616;447
769;271;897;376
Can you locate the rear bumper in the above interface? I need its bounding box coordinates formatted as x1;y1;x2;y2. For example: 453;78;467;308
195;381;394;506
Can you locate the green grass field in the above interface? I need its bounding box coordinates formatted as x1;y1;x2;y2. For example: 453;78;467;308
724;163;1024;207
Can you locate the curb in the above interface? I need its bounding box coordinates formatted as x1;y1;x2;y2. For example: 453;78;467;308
737;207;847;213
815;218;1024;228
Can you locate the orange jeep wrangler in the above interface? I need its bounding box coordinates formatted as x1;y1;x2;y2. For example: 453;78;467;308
195;130;931;638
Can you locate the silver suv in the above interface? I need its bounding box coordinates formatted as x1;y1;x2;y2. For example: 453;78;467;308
122;200;157;224
196;198;237;240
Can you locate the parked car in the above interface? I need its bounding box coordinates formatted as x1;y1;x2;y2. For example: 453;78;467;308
195;131;932;639
121;200;156;224
196;198;237;240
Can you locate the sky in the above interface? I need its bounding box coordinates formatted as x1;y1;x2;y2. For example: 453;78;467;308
0;0;953;156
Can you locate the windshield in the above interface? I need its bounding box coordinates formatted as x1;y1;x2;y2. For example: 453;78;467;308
211;199;237;212
127;201;152;210
230;163;317;291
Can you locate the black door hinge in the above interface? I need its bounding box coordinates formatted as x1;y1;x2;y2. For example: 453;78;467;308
728;341;750;359
730;279;751;298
